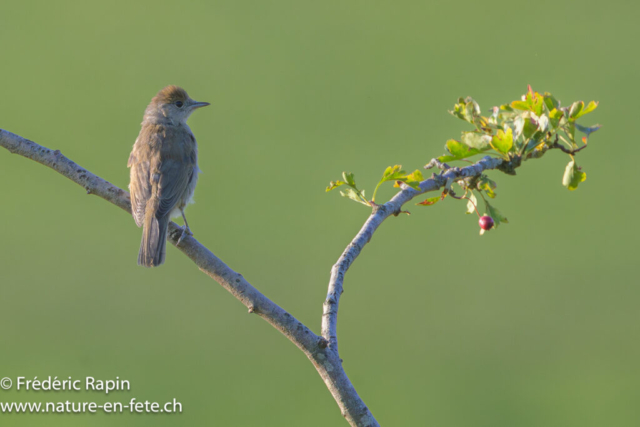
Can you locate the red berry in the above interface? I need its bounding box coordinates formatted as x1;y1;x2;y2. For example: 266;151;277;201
479;215;494;230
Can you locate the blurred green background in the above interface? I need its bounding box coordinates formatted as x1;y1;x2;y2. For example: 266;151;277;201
0;1;637;426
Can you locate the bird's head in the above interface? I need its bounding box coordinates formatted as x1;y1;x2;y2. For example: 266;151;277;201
144;85;209;125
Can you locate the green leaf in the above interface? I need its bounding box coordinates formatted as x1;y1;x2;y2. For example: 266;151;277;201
446;139;472;157
373;165;405;201
466;97;481;116
381;165;406;181
532;97;544;116
564;121;576;143
574;101;598;119
449;97;482;124
326;180;346;192
483;200;508;227
450;99;474;124
406;169;424;182
523;118;539;139
473;115;491;132
511;100;530;111
526;141;549;159
543;92;560;111
373;165;423;200
437;139;482;162
461;131;492;150
562;160;587;191
466;192;478;215
342;171;356;187
403;169;424;190
524;138;544;154
393;181;422;191
340;188;370;206
478;176;497;198
328;172;368;205
569;101;584;120
510;87;545;115
549;108;564;129
491;128;513;155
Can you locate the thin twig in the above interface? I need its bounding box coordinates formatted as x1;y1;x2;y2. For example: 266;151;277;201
547;134;588;155
551;141;588;155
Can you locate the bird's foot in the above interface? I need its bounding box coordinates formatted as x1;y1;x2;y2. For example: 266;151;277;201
177;226;193;245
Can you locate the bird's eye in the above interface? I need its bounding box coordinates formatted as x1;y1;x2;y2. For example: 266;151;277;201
175;101;184;108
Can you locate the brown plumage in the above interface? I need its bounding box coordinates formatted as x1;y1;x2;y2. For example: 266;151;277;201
128;86;209;267
153;85;189;105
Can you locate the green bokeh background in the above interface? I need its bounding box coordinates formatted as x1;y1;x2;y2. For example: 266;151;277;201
0;1;637;426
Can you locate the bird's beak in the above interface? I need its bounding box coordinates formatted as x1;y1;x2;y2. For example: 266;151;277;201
190;101;210;109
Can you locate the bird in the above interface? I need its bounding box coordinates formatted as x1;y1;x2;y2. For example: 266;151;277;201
127;85;209;267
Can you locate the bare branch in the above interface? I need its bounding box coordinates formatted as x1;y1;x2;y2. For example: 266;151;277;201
550;141;588;155
0;128;378;427
322;156;503;355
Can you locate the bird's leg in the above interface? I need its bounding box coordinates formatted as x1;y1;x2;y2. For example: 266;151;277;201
177;209;193;245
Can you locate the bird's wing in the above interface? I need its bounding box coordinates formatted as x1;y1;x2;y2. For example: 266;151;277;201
129;127;196;223
128;146;151;228
154;155;195;219
152;128;197;219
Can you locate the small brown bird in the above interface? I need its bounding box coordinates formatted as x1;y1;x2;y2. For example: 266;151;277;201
128;85;209;267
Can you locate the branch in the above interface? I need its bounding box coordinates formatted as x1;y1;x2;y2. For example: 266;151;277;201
0;128;378;427
321;156;503;353
550;141;588;155
424;158;451;171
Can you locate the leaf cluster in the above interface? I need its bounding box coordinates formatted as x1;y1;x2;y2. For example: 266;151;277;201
443;85;599;192
326;87;600;234
326;166;424;206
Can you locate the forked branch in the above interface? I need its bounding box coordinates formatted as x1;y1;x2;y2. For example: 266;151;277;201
1;128;504;426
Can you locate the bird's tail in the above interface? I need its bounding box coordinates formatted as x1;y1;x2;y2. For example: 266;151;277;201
138;215;169;267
